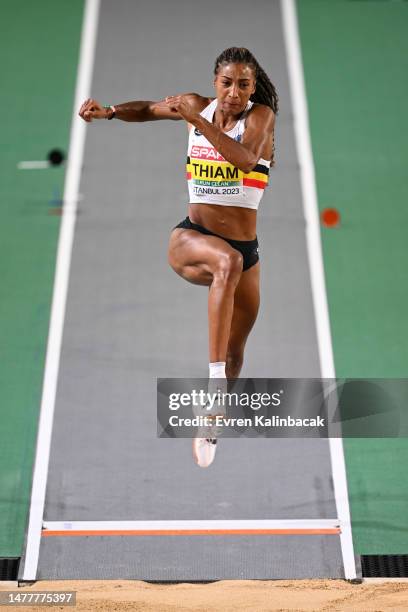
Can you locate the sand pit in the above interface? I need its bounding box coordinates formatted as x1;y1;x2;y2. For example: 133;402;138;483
1;579;408;611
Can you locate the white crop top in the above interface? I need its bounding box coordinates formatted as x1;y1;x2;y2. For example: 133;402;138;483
186;98;271;210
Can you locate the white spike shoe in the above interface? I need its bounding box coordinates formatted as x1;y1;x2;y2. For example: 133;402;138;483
192;436;217;468
192;385;226;468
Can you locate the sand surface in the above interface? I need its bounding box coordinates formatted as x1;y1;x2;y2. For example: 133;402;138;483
1;579;408;611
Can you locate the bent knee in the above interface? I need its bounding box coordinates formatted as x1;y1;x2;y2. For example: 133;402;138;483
214;250;243;283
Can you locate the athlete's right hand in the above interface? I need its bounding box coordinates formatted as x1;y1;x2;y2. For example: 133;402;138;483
78;98;107;122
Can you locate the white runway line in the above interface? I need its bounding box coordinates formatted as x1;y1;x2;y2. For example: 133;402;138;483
20;0;101;581
42;519;342;535
281;0;357;580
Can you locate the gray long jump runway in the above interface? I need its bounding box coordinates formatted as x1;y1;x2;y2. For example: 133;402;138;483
20;0;359;580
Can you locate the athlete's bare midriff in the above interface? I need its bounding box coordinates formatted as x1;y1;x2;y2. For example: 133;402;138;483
187;97;272;242
188;203;257;241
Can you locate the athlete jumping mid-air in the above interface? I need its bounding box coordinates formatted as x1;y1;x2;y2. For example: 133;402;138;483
79;46;278;468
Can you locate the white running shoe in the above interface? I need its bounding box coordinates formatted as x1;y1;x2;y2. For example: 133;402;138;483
192;437;217;468
192;412;222;468
191;380;226;468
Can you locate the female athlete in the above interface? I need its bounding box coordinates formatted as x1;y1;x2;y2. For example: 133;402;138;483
79;47;278;468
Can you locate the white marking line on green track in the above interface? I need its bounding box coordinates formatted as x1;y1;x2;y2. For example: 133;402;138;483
281;0;357;580
20;0;101;582
17;161;51;169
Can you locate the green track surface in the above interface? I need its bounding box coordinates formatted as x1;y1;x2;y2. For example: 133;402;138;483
297;0;408;553
0;0;84;556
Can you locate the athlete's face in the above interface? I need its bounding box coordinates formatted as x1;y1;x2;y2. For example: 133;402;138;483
214;63;256;113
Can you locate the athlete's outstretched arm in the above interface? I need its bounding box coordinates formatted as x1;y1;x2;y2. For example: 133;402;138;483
78;94;207;123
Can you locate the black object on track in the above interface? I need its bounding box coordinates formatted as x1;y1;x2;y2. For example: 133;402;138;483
361;555;408;578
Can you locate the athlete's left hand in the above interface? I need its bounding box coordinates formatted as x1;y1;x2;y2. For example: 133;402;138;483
165;95;200;123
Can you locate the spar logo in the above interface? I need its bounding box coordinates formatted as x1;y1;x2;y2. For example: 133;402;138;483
190;146;225;161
